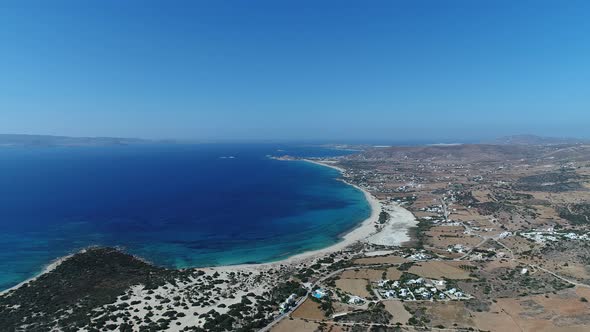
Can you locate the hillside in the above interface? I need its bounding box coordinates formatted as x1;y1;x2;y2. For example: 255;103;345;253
346;143;590;163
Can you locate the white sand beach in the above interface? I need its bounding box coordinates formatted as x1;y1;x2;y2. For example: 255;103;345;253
304;159;417;247
2;158;416;295
0;158;418;332
206;161;382;274
209;158;416;273
366;201;417;246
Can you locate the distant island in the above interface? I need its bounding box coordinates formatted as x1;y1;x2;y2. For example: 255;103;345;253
0;134;157;147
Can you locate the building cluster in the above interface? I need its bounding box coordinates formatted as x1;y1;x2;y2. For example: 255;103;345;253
447;244;470;254
314;287;365;306
419;205;445;214
347;295;364;305
520;229;590;244
279;294;298;312
408;252;431;261
375;277;468;301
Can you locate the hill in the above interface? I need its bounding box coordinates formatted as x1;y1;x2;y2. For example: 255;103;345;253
487;134;589;146
345;143;590;164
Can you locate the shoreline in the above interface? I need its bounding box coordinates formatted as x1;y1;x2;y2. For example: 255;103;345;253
1;158;382;293
0;252;78;296
205;158;383;272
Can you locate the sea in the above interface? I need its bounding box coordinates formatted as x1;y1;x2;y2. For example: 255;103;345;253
0;144;370;290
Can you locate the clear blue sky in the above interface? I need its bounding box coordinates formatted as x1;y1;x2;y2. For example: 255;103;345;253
2;0;589;142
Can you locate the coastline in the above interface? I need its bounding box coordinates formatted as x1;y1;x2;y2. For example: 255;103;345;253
1;158;382;293
205;158;383;273
0;252;77;296
273;159;381;260
303;158;417;248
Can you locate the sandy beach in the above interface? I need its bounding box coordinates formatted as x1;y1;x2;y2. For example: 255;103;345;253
2;158;414;293
208;158;417;274
204;158;383;274
303;159;417;247
366;202;417;246
0;157;418;332
302;159;417;248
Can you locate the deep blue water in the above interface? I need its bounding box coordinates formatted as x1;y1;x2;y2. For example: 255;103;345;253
0;144;369;290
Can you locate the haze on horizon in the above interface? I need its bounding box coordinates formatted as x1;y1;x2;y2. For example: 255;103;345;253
2;0;589;142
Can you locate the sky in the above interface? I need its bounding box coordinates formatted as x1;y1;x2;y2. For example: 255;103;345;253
1;0;589;142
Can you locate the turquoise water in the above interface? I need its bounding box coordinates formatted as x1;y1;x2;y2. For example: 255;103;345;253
0;144;370;290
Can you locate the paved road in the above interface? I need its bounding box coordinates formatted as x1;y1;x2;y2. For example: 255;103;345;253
259;264;390;331
529;263;590;289
287;319;483;332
